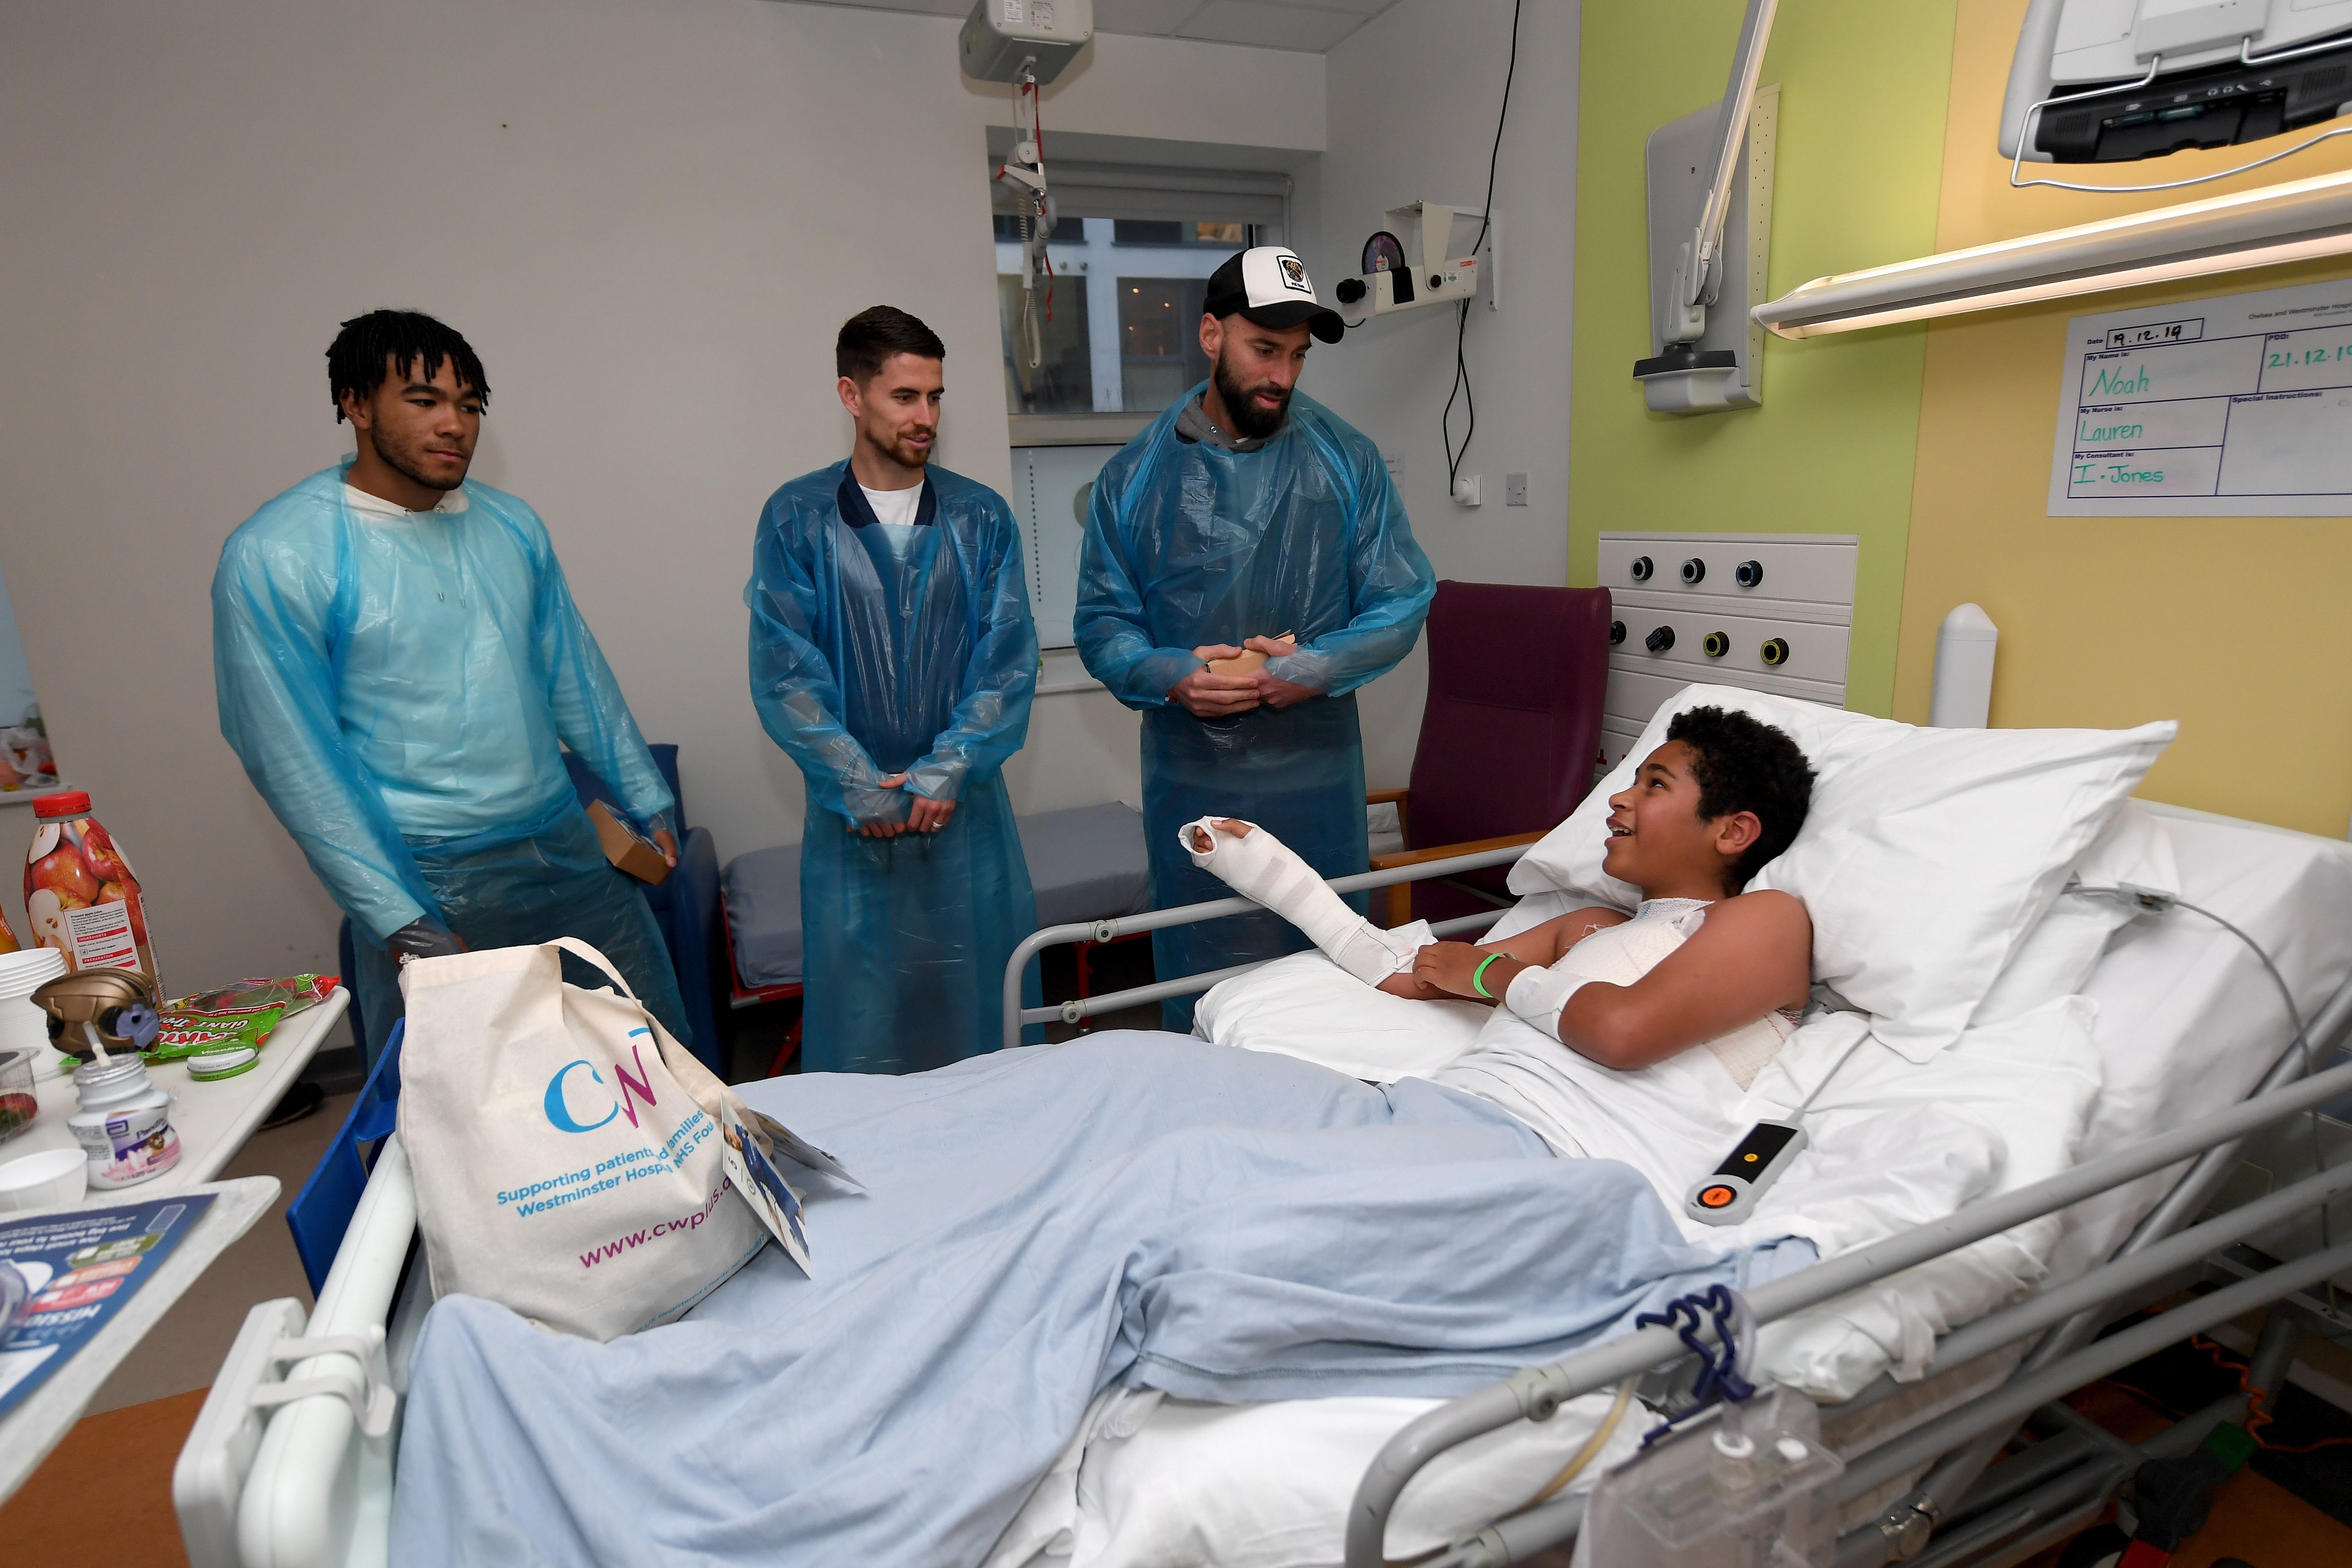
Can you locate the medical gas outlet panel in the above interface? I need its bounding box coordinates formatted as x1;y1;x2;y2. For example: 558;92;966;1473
1596;532;1858;776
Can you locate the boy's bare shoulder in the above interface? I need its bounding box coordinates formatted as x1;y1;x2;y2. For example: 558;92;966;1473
1708;888;1810;936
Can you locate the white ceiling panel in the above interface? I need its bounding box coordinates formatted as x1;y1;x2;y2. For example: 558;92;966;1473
1177;1;1363;50
1250;0;1398;14
785;0;1406;52
1092;0;1211;34
799;0;969;16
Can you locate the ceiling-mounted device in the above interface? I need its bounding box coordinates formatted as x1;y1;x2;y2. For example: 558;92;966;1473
1634;0;1780;415
1332;203;1483;318
961;0;1093;86
2001;0;2352;165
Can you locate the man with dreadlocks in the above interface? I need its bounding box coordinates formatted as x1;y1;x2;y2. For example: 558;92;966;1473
212;309;692;1071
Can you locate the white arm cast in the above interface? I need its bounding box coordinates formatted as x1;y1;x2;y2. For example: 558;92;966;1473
1181;816;1430;985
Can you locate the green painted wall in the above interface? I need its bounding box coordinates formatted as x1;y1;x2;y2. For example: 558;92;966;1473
1569;1;1959;715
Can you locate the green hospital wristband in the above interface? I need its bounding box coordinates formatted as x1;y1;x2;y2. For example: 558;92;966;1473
1471;953;1503;1000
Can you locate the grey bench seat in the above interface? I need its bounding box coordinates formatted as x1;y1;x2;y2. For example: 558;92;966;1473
722;800;1151;992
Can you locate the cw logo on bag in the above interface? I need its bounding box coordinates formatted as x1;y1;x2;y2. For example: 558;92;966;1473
541;1031;666;1134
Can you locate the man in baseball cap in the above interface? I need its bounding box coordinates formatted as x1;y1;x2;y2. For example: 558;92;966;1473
1072;247;1433;1027
1202;246;1347;346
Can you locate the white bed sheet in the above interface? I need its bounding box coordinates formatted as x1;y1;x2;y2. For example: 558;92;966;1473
994;806;2352;1568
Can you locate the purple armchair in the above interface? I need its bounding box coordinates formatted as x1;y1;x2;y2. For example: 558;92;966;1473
1370;581;1614;927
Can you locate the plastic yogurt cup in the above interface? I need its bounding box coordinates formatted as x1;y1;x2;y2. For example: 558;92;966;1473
184;1048;260;1081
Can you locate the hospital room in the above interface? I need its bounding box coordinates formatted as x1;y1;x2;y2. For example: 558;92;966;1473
10;0;2352;1563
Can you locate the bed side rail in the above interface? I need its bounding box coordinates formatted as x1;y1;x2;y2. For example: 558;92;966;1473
1340;1047;2352;1568
1837;967;2352;1567
1000;841;1533;1049
201;1133;417;1568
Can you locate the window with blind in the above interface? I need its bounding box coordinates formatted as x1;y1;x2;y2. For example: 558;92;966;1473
993;160;1290;420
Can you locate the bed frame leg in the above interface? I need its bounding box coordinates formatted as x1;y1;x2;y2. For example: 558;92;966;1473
2243;1310;2301;1423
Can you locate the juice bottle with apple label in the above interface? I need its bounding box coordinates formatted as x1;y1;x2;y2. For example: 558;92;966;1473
24;792;158;989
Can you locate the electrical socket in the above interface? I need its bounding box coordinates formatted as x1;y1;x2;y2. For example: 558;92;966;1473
1505;473;1528;506
1453;474;1483;507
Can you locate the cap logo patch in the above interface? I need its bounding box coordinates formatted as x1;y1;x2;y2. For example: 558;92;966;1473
1277;255;1310;292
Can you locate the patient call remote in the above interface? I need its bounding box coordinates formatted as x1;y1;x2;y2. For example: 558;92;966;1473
1684;1120;1807;1226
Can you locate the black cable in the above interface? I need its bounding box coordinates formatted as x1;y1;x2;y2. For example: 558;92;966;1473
1443;0;1522;493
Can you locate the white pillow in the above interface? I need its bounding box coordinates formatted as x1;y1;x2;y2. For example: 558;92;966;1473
1510;686;1912;907
1509;683;2175;1062
1193;948;1488;1083
1755;719;2172;1059
1971;800;2178;1026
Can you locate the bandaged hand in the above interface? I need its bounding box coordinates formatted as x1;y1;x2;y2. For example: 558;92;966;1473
1181;816;1428;986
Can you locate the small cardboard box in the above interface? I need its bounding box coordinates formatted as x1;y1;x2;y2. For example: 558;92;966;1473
1206;630;1293;676
586;799;672;885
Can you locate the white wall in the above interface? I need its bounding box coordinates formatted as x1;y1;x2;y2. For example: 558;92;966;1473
0;0;1321;990
1309;0;1580;789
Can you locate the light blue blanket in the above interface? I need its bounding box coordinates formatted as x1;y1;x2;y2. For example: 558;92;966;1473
391;1034;1811;1566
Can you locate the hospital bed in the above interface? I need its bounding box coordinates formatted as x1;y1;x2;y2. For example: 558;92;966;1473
175;804;2352;1568
996;801;2352;1568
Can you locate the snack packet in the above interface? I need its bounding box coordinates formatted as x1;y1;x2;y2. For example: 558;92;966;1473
154;974;338;1062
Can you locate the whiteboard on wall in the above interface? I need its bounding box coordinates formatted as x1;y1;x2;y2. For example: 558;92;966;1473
1009;444;1121;651
2048;276;2352;517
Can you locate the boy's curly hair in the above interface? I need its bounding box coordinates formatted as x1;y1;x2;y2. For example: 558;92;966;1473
1664;706;1816;889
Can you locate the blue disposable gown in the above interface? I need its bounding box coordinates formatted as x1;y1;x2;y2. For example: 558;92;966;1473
1075;389;1435;1028
212;464;690;1059
747;464;1040;1074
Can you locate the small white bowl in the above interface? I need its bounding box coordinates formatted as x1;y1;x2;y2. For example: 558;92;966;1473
0;1148;88;1211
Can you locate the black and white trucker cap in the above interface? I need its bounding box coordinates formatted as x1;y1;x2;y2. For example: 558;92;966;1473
1204;247;1345;344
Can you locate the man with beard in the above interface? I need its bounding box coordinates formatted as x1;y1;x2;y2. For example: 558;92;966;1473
214;309;692;1072
746;306;1039;1073
1075;248;1434;1028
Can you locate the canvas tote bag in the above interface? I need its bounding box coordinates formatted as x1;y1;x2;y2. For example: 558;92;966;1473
397;936;769;1340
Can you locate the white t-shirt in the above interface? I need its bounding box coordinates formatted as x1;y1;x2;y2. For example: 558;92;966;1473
860;482;922;553
342;482;469;522
1431;899;1798;1202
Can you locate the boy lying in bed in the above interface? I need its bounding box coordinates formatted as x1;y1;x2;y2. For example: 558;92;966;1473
1185;706;1817;1152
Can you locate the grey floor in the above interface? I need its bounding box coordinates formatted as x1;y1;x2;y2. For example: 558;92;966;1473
89;1091;352;1414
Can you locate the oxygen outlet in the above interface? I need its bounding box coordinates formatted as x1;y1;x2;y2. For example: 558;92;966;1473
1761;637;1790;667
1735;559;1763;588
1629;556;1653;582
1609;620;1626;645
1645;625;1675;653
1680;557;1706;584
1703;630;1730;658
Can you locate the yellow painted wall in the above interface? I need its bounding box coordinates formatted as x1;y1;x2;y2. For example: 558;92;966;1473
1569;1;1959;715
1894;0;2352;835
